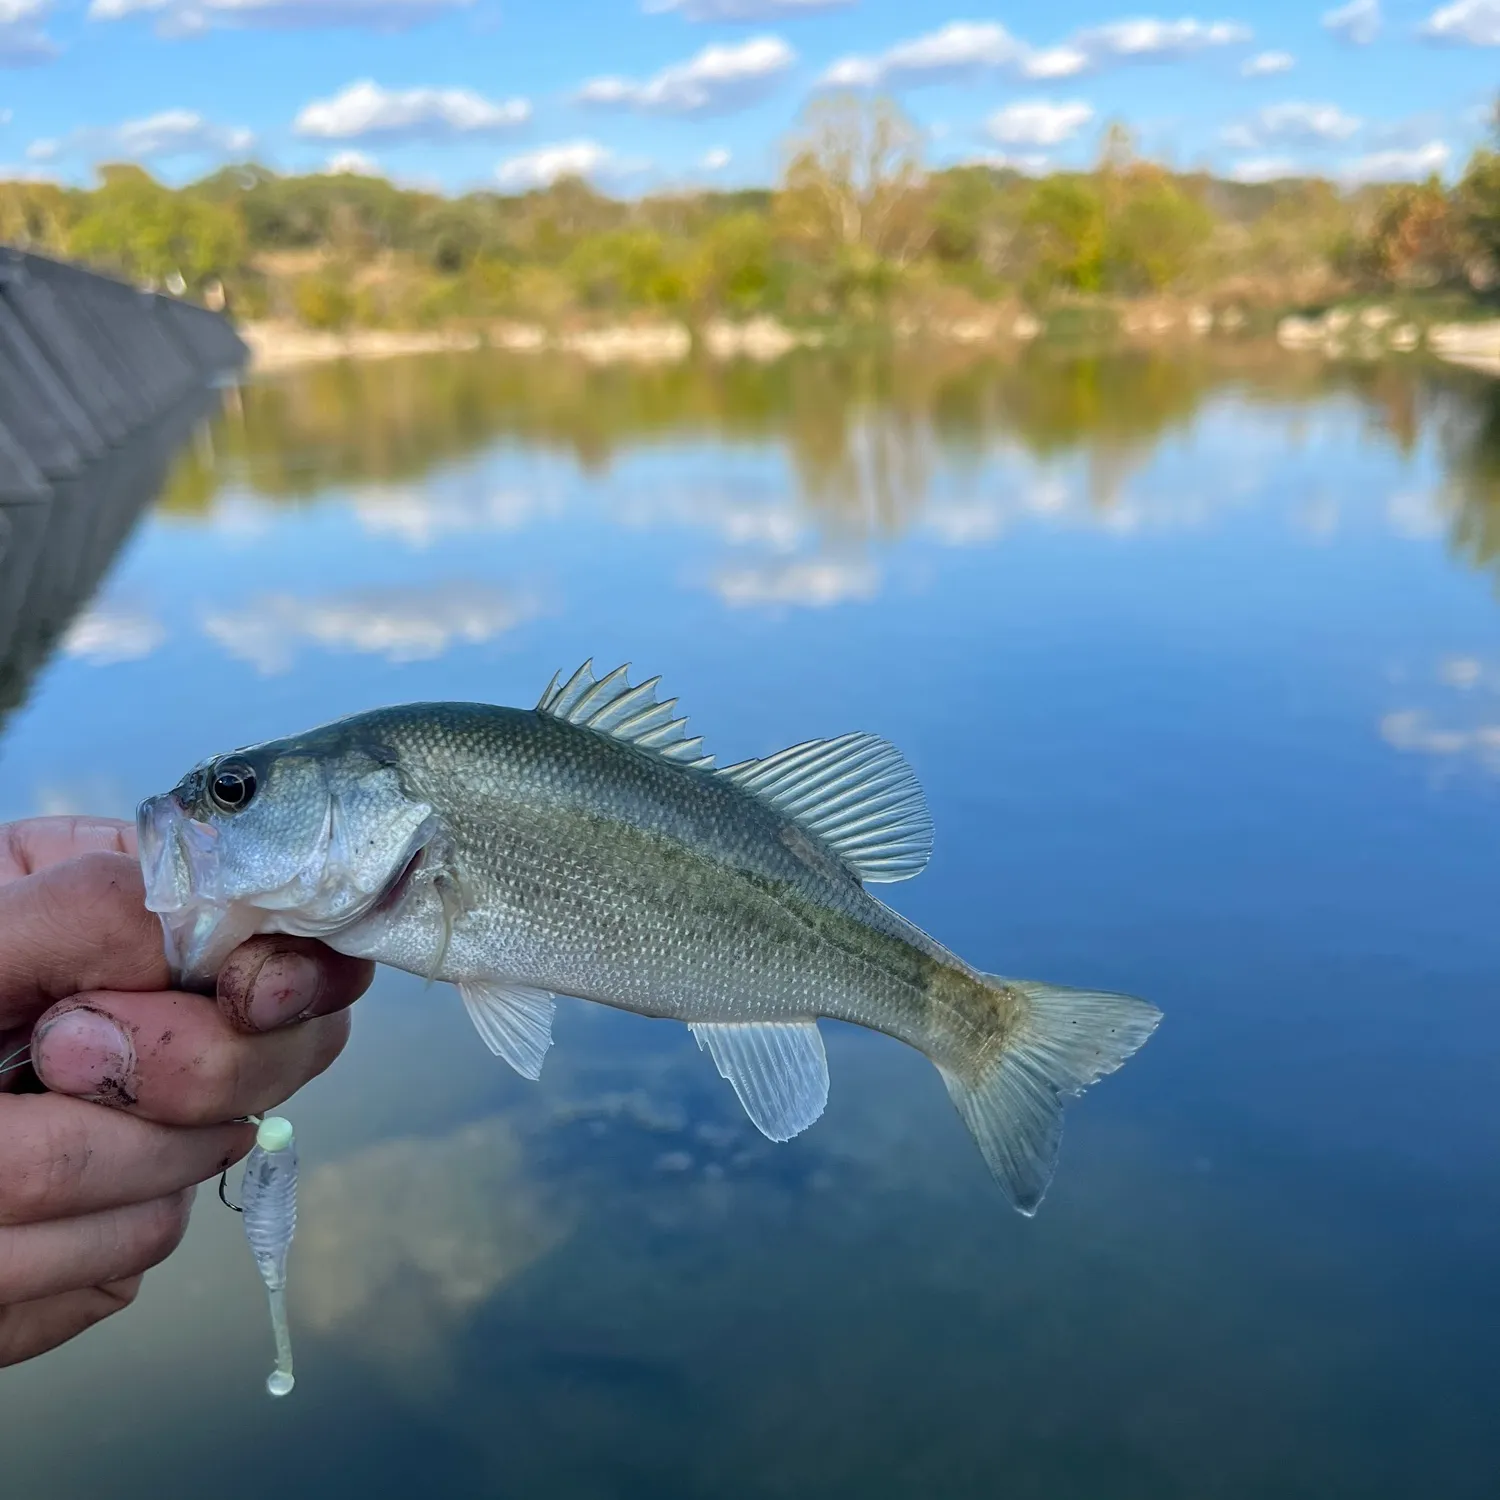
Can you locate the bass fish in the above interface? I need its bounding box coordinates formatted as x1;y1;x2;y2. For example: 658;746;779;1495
137;661;1159;1214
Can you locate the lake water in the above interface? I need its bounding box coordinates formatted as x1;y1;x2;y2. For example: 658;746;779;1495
3;343;1500;1498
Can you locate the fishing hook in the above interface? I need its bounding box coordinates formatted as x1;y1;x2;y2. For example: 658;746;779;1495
218;1113;262;1212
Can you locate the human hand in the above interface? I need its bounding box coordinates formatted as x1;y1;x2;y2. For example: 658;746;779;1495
0;816;373;1366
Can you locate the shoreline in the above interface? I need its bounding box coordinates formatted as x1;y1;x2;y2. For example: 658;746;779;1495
238;310;1500;378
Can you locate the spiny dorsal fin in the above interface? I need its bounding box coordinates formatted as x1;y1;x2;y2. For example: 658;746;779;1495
719;732;932;883
537;660;714;768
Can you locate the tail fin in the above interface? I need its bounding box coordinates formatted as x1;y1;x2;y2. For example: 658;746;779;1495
939;979;1161;1216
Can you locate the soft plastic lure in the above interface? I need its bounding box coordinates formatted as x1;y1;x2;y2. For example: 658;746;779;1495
239;1115;299;1397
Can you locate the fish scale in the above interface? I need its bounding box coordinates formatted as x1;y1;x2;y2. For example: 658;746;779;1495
137;660;1161;1215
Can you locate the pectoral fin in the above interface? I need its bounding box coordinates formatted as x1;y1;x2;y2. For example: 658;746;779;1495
689;1020;829;1141
458;979;556;1080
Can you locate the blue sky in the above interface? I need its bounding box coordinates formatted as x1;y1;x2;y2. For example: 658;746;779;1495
0;0;1496;194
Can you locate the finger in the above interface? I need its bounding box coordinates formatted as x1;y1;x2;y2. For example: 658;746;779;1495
0;818;136;884
0;1191;190;1304
32;991;351;1126
216;935;376;1034
0;1093;253;1226
0;853;169;1031
0;1278;143;1368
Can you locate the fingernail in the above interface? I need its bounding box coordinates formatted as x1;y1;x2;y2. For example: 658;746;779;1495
247;952;322;1031
34;1007;135;1101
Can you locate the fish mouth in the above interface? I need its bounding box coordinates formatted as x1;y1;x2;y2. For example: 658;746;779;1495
136;793;254;988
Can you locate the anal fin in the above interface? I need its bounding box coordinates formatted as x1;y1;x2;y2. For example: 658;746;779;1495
690;1019;829;1142
459;979;556;1080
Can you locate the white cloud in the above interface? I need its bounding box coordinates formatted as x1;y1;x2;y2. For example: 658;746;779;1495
1022;45;1090;77
821;22;1027;86
35;109;254;161
351;483;559;547
118;109;253;156
326;148;378;174
713;557;878;609
495;139;622;189
1422;0;1500;43
295;80;529;141
1323;0;1380;44
578;35;794;114
1241;48;1294;74
644;0;846;17
820;16;1250;88
202;583;542;674
1223;101;1362;148
1339;139;1451;181
1072;16;1251;57
986;99;1094;146
0;0;56;61
1381;709;1500;769
61;606;166;664
87;0;472;36
1230;155;1299;181
701;145;731;170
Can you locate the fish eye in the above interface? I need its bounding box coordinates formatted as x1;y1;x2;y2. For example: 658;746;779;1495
209;759;258;814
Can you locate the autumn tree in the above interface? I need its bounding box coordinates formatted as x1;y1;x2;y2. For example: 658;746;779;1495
1454;97;1500;289
0;181;74;254
1364;178;1460;288
774;93;931;310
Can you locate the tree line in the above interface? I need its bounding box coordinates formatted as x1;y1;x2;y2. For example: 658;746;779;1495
1;94;1496;331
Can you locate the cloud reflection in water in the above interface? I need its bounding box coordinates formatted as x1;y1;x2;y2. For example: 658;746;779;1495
295;1115;567;1351
202;581;547;673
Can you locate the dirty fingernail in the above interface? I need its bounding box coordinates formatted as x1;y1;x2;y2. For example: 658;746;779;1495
35;1007;135;1100
247;952;322;1031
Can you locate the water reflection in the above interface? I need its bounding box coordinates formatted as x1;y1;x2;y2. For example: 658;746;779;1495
156;348;1500;581
4;345;1500;1499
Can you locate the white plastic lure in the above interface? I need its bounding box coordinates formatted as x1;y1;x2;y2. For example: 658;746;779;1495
240;1115;298;1398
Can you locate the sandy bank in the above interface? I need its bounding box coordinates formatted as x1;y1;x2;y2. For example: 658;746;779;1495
1276;309;1500;375
241;309;1500;378
240;317;822;373
1426;320;1500;377
241;323;486;373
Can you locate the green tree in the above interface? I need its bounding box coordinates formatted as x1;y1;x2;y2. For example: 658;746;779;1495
1108;174;1213;291
565;229;688;311
1022;177;1106;294
67;164;244;289
689;212;775;314
292;271;354;331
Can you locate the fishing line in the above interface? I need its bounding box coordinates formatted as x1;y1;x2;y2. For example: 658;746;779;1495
0;1044;31;1078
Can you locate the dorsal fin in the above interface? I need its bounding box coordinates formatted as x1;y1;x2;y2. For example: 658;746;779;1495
719;732;932;883
537;660;714;768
